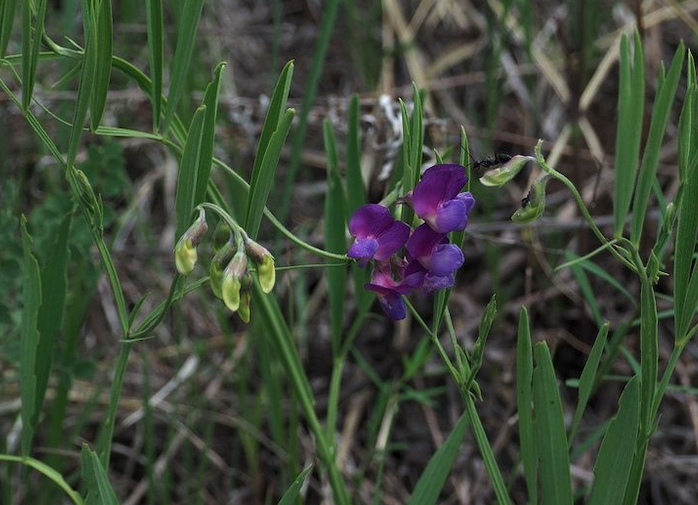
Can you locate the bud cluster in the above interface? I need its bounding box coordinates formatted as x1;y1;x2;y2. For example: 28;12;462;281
173;207;276;323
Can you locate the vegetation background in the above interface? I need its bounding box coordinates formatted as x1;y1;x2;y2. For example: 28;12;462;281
1;0;697;504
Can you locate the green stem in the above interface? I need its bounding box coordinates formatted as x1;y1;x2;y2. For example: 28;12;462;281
0;455;84;505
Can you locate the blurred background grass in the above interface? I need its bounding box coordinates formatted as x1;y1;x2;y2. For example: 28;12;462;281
1;1;698;503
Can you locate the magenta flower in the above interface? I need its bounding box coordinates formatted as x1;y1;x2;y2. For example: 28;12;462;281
348;204;410;267
406;224;464;278
409;164;475;233
364;264;411;320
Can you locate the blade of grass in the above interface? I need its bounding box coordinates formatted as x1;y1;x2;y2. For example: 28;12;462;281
280;0;341;221
81;444;119;505
323;119;347;355
88;0;113;130
516;306;537;505
406;411;470;505
21;0;48;111
146;0;164;130
0;0;18;58
630;42;685;245
174;105;206;237
566;252;603;327
409;83;424;190
587;376;640;505
277;465;313;505
245;108;295;239
613;32;644;238
20;215;41;457
345;93;365;215
638;257;658;434
0;455;83;505
160;0;205;134
568;322;609;444
533;342;573;505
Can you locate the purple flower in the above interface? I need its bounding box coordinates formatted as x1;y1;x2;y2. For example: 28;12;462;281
364;264;411;320
409;164;475;233
407;224;464;279
348;204;410;267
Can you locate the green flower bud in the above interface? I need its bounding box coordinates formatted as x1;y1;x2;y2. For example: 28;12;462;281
209;241;236;299
243;237;276;293
479;155;534;187
238;290;251;323
222;251;247;312
511;175;549;224
174;209;208;275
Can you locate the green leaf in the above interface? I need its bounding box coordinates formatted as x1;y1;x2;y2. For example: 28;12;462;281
20;215;41;456
533;342;573;505
406;412;470;505
245;108;295;239
639;268;658;432
630;42;685;245
566;252;603;327
409;83;424;190
146;0;164;130
587;376;640;505
463;294;496;391
161;0;206;134
516;306;537;504
323;119;347;354
81;444;120;505
0;0;18;58
277;465;313;505
174;105;207;238
21;0;48;111
613;32;644;237
89;0;113;130
193;62;225;207
0;454;83;505
345;93;365;216
34;212;73;424
568;323;609;444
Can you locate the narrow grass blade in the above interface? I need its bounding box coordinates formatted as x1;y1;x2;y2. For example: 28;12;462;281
630;42;685;245
345;93;365;215
34;212;72;424
280;0;341;220
409;83;424;189
587;376;640;505
245;108;295;239
0;0;18;58
639;265;658;433
516;306;537;504
613;32;644;237
89;0;113;130
533;342;573;505
277;465;313;505
0;455;83;505
20;216;41;457
565;253;635;304
399;99;414;224
406;412;470;505
193;62;225;207
21;0;48;111
323;119;347;353
566;252;602;327
81;444;119;505
251;60;293;189
67;0;99;168
463;295;496;391
161;0;205;134
146;0;164;130
174;105;206;237
568;323;609;444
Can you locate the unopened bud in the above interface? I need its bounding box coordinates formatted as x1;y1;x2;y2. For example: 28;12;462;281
479;155;534;187
238;290;251;323
209;241;236;298
174;209;208;275
511;175;549;224
222;251;247;312
244;237;276;293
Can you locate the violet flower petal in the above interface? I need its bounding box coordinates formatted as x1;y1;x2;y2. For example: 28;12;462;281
348;204;394;238
374;220;410;261
411;164;467;221
429;244;464;277
406;224;446;263
434;199;467;233
347;238;380;267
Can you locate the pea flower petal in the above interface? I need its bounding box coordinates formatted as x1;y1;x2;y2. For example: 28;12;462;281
364;264;410;320
410;164;475;233
348;204;410;266
407;224;464;277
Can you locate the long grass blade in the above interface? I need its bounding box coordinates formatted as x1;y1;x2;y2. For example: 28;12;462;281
630;42;685;245
245;108;295;239
516;306;537;504
0;455;83;505
21;0;48;111
568;323;609;444
533;342;573;505
146;0;164;130
89;0;113;130
174;105;206;238
639;265;658;433
0;0;18;58
406;412;470;505
566;252;603;327
277;465;313;505
587;376;640;505
345;93;365;215
161;0;205;134
20;216;41;457
81;444;120;505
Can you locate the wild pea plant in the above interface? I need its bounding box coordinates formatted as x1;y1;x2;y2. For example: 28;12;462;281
1;0;696;503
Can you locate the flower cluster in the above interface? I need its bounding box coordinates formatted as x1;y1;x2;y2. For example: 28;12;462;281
174;207;276;323
348;164;475;320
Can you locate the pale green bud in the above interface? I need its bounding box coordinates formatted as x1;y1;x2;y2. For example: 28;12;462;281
222;251;247;312
209;241;236;299
479;155;534;187
238;290;251;323
244;237;276;293
174;209;208;275
511;175;549;224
